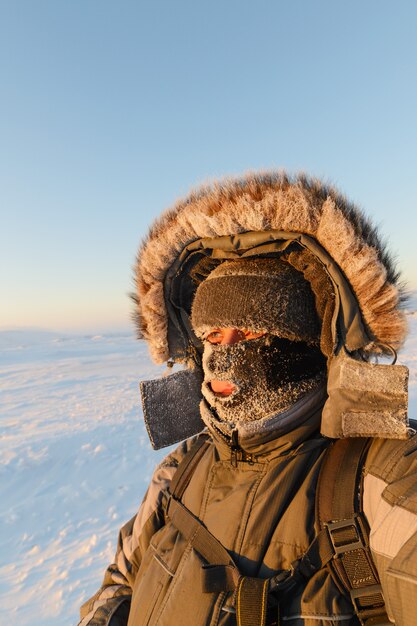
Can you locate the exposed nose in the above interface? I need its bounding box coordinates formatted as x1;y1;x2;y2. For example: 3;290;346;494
220;328;244;345
209;327;242;396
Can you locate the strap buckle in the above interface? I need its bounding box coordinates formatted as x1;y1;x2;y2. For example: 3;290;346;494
350;585;386;624
326;515;367;556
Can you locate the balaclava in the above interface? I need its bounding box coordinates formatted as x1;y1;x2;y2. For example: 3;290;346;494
191;258;326;426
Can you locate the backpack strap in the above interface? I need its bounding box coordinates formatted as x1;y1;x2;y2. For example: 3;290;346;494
168;432;211;499
316;438;389;626
165;433;274;626
166;433;241;572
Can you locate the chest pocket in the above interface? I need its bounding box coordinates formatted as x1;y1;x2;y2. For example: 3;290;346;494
128;437;233;626
128;515;233;626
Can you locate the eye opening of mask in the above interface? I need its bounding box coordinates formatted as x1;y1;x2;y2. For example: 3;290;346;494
203;328;267;345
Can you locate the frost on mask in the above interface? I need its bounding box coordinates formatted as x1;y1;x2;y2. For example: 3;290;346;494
202;335;326;425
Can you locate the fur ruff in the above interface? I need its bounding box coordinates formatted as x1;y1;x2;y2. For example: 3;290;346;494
132;171;408;364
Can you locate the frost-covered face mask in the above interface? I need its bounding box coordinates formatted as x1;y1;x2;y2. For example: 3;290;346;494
202;335;326;423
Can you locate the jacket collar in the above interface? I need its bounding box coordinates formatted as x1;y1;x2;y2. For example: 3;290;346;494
200;383;328;461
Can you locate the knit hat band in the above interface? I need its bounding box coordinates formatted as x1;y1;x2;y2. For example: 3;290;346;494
191;258;320;345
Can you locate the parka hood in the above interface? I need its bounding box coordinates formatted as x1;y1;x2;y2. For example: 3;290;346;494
133;171;407;366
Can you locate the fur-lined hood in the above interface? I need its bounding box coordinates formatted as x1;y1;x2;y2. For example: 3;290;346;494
132;171;407;365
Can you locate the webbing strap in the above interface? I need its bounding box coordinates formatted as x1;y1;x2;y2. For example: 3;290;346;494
201;564;239;593
317;438;368;523
166;481;270;626
236;577;269;626
169;434;211;500
166;496;236;567
316;438;388;626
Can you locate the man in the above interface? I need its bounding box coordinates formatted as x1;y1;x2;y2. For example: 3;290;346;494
79;172;414;625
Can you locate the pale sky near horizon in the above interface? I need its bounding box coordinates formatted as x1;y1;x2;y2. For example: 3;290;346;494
1;0;416;333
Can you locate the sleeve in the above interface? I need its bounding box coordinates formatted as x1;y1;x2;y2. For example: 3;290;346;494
77;437;197;626
363;434;417;625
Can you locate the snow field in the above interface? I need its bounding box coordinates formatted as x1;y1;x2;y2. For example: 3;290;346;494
0;333;167;626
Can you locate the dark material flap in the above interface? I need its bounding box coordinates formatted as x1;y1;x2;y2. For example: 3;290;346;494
140;368;204;449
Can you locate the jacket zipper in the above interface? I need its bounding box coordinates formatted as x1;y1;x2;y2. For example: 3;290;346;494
230;429;256;467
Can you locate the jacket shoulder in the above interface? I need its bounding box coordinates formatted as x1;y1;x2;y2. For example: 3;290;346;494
363;430;417;625
365;430;417;514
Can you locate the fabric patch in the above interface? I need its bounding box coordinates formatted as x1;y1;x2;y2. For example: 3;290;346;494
321;348;409;439
364;474;417;559
385;532;417;624
342;411;408;439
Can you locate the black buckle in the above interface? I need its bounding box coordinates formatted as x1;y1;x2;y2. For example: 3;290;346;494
350;585;386;623
326;516;367;555
269;563;301;595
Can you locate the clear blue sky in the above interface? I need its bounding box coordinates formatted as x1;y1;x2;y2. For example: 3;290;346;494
1;0;416;332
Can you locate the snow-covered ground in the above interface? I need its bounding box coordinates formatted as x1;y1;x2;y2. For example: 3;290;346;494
1;314;417;626
0;331;167;625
